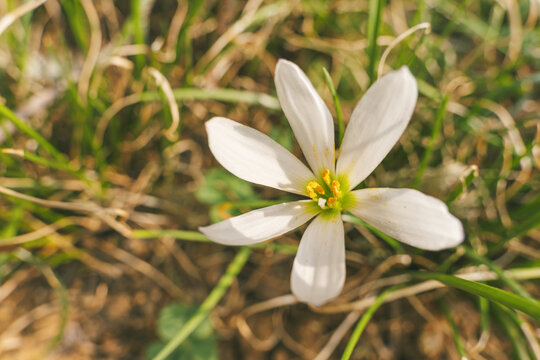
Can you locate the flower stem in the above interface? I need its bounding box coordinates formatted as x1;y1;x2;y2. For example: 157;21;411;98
366;0;385;85
341;288;393;359
342;213;404;253
441;301;467;358
0;103;66;163
152;246;251;360
322;67;345;147
413;95;449;189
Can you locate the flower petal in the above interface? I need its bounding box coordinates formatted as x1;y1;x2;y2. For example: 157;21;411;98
291;214;345;307
349;188;464;250
337;67;418;190
199;200;317;246
275;59;335;176
206;117;315;195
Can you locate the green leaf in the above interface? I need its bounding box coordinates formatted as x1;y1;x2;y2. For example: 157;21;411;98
441;301;467;358
366;0;385;84
158;303;214;341
413;272;540;321
322;67;345;147
146;302;218;360
152;247;250;360
195;168;257;205
342;288;394;359
493;304;532;360
342;213;404;253
464;248;532;300
414;95;449;188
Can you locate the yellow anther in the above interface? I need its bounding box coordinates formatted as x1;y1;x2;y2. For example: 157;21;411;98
327;197;337;207
322;169;331;185
307;181;324;199
331;180;341;198
308;181;325;194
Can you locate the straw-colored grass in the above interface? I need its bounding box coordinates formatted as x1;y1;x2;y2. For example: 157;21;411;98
0;0;539;359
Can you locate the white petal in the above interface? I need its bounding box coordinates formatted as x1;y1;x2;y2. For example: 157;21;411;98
206;117;315;195
275;59;335;176
337;67;418;190
291;215;345;307
349;188;464;250
199;200;317;246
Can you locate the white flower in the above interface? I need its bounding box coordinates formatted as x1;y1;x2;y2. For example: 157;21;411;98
199;59;464;307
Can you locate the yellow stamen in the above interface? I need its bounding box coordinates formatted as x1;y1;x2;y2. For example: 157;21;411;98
307;181;324;199
331;180;341;198
308;181;325;194
322;169;331;185
327;197;337;207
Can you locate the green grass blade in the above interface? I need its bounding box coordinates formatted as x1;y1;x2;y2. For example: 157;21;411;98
445;166;478;203
464;248;532;300
1;149;95;187
416;79;444;102
2;148;78;175
152;247;251;360
412;272;540;321
479;297;490;333
342;213;404;253
441;301;467;358
133;229;210;242
366;0;385;84
175;0;204;65
130;0;147;77
59;0;88;51
493;304;532;360
414;95;449;188
132;228;298;254
15;249;69;355
341;288;392;360
0;104;66;163
322;67;345;146
137;88;280;110
489;209;540;255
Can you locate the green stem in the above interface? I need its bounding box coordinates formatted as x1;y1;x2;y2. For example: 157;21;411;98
341;288;392;359
153;247;251;360
133;229;210;241
412;272;540;321
322;67;345;147
441;301;467;358
366;0;385;84
464;247;532;300
414;95;449;188
342;213;404;253
131;0;146;77
0;103;66;163
479;297;490;333
133;229;298;254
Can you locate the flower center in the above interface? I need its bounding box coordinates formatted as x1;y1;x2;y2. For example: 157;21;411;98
306;169;343;210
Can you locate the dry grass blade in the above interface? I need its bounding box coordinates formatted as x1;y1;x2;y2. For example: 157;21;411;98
148;67;181;141
377;22;431;78
78;0;102;103
0;185;126;217
317;268;540;314
313;311;361;360
1;0;539;358
0;0;48;36
0;217;73;246
102;242;186;300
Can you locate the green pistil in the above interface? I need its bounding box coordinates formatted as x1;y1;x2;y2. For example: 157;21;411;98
306;169;350;213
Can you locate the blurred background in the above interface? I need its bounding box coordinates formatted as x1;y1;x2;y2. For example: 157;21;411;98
0;0;539;359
